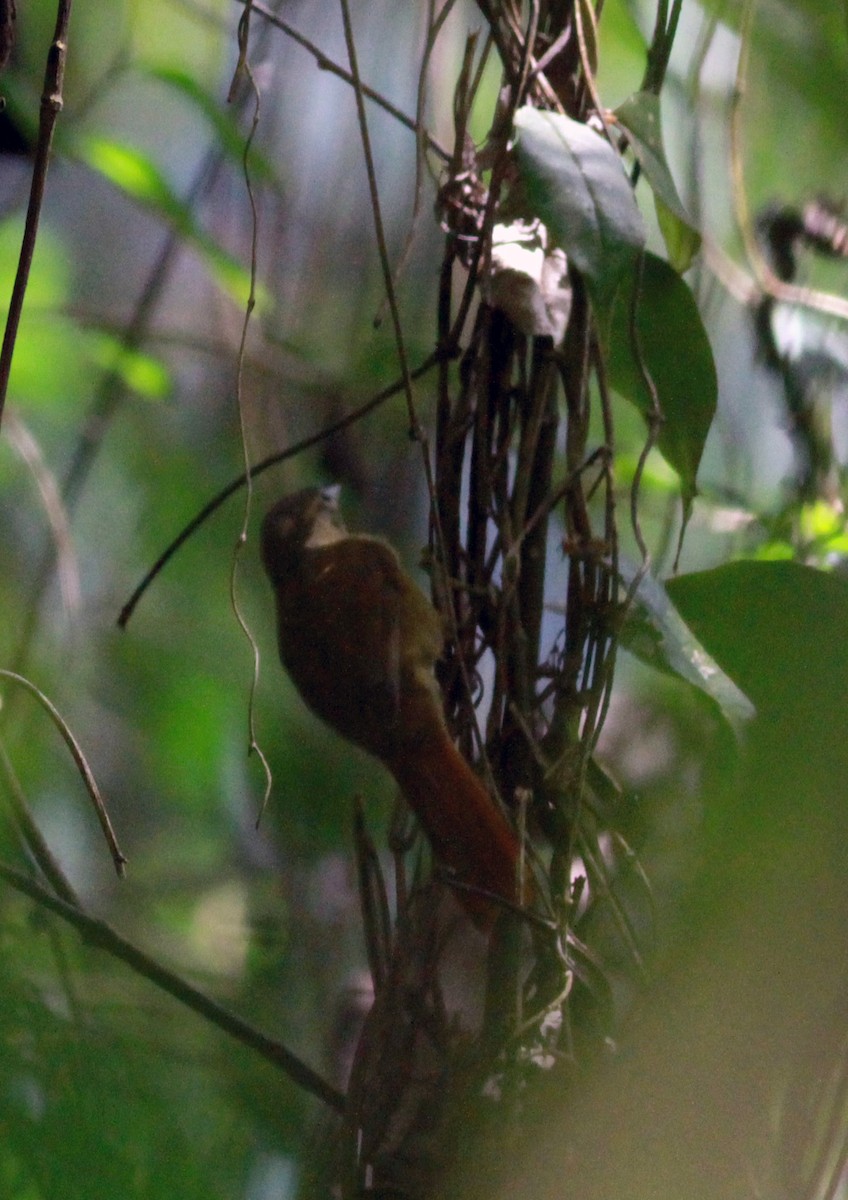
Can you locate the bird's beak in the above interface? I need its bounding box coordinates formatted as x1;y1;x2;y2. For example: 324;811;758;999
320;483;342;511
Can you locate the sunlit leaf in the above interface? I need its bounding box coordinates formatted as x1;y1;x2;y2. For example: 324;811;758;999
88;334;172;401
5;316;92;409
513;106;645;312
616;449;680;492
607;251;717;506
751;541;795;561
799;500;844;540
83;137;180;216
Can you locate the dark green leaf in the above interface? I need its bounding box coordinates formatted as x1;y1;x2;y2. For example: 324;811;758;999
667;561;848;757
607;251;717;505
513;106;645;311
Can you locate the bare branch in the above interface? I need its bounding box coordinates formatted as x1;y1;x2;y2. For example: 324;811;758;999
0;0;73;430
0;669;126;876
0;861;347;1114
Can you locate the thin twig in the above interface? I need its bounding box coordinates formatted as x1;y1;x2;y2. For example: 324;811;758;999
338;0;419;439
337;0;481;756
353;797;392;994
227;0;254;101
0;670;126;876
225;9;274;823
576;828;647;978
373;0;459;329
117;351;441;627
641;0;684;95
0;860;347;1114
235;0;450;162
0;0;73;430
4;410;80;618
443;6;539;355
574;0;613;145
11;148;230;681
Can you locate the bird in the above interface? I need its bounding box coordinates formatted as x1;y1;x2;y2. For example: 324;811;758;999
260;485;526;926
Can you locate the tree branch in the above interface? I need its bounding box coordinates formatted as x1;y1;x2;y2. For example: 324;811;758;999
0;861;347;1115
0;0;73;430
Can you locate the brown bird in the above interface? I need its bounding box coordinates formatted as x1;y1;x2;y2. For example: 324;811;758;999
260;485;525;926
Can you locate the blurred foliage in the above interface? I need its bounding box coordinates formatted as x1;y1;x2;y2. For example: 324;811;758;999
0;0;847;1197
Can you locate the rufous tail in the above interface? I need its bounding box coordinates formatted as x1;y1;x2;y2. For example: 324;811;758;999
387;731;528;927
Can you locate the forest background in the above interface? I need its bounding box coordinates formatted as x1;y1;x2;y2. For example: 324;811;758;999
1;1;848;1198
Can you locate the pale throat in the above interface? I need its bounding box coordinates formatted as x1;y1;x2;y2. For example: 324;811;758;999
304;509;347;550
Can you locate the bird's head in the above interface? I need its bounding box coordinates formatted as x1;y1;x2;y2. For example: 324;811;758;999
260;485;347;583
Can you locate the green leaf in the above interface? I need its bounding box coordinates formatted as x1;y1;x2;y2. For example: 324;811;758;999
666;562;848;747
88;333;171;401
655;197;701;275
513;106;645;312
595;0;648;110
607;251;717;505
619;558;755;732
615;92;701;272
83;137;182;217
